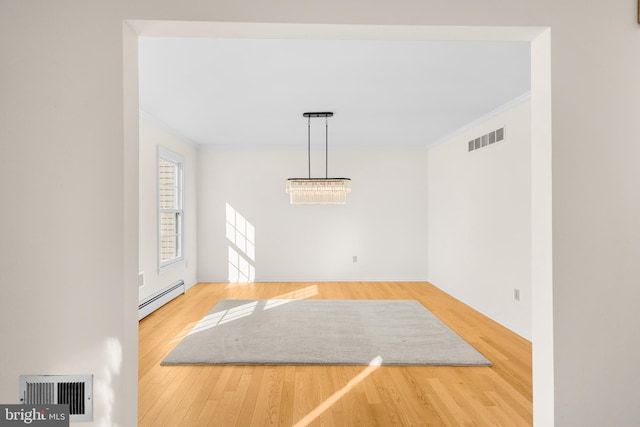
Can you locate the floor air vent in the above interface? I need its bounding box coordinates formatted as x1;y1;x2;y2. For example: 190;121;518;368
468;126;505;152
20;374;93;422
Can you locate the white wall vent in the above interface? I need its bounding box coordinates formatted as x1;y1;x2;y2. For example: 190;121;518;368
19;374;93;422
468;126;505;152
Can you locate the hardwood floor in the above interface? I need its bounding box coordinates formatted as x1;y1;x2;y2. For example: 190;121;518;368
139;282;532;426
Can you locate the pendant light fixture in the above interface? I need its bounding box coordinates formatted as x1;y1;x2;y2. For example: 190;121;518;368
286;112;351;204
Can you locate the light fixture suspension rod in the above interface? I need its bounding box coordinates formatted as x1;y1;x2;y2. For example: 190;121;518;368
301;112;334;179
308;115;311;179
325;116;328;179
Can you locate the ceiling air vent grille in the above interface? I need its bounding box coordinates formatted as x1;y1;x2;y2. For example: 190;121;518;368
468;126;505;152
20;375;93;422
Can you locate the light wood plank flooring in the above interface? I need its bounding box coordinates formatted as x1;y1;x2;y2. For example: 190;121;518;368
139;282;532;426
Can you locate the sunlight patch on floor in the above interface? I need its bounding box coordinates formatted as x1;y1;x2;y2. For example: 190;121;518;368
292;356;383;427
186;301;259;336
264;285;319;310
169;320;200;344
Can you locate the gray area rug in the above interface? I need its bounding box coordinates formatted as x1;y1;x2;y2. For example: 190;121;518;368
161;299;491;366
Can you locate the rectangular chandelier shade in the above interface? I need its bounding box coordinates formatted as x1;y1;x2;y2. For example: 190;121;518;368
286;178;351;204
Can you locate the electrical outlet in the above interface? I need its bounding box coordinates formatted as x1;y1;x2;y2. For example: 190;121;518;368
514;288;520;301
353;255;358;263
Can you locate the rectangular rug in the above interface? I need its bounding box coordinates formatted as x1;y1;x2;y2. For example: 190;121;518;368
161;299;491;366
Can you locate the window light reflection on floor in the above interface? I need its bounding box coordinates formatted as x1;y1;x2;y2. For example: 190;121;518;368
187;301;258;336
264;285;319;310
292;356;383;427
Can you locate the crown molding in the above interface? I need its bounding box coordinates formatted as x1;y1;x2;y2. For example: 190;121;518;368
428;91;531;149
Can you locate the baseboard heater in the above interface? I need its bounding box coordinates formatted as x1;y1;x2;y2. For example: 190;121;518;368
139;280;185;320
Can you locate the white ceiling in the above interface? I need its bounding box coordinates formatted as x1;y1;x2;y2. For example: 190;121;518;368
139;37;530;149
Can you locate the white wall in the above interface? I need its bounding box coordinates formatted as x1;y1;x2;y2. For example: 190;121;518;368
197;148;428;282
2;2;640;426
139;118;198;301
428;101;532;339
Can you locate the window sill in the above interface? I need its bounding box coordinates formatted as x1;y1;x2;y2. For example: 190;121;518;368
159;258;185;274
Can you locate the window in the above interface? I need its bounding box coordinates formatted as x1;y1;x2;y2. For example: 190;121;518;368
158;147;184;271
